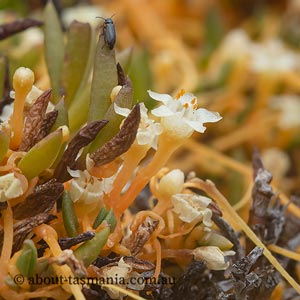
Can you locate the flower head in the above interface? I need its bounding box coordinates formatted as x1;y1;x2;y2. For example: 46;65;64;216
69;169;115;205
0;173;23;202
271;95;300;128
172;193;213;226
250;39;300;73
193;246;235;270
149;89;222;139
218;29;252;61
114;102;162;149
101;257;145;299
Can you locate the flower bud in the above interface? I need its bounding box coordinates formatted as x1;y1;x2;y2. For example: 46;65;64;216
13;67;34;92
157;169;184;198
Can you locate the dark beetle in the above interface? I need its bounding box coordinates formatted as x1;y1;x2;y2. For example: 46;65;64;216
97;16;116;50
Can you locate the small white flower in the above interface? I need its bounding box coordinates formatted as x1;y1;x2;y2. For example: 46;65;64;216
102;257;145;299
271;95;300;128
114;102;162;149
172;193;213;226
193;246;235;270
219;29;252;61
261;148;290;178
0;173;23;202
69;169;115;205
149;90;222;139
250;39;300;73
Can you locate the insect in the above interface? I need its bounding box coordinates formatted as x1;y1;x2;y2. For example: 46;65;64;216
97;16;116;50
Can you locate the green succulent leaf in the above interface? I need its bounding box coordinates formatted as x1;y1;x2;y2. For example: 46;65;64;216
51;98;69;131
68;83;91;134
44;0;64;103
62;21;92;108
74;227;110;267
16;240;37;277
88;29;118;122
104;208;117;232
92;207;108;229
199;232;233;251
88;77;133;153
0;130;9;163
18;129;63;179
0;56;6;98
62;191;79;237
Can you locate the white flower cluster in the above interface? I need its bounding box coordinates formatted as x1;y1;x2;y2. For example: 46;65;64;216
218;29;300;73
149;89;222;139
68;168;115;205
0;173;23;202
114;102;162;150
172;193;213;227
101;257;145;299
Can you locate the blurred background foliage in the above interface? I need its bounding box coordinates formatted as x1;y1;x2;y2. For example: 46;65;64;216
1;0;300;209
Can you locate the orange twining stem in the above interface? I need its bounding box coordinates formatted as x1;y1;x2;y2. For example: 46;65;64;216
0;204;13;291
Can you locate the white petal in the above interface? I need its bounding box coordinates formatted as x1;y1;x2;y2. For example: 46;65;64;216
148;90;173;104
67;167;81;178
114;103;131;117
193;246;229;270
153;122;163;135
86;154;95;171
9;91;15;99
178;93;196;103
137;130;152;145
139;102;148;115
185;120;206;133
195;108;222;123
151;105;174;117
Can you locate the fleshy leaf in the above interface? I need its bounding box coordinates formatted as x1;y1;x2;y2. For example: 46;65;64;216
54;120;108;182
62;21;92;108
74;227;110;267
90;103;140;166
92;207;116;232
19;89;52;151
59;232;95;250
17;129;63;179
51;98;69;131
0;213;56;254
13;179;64;220
88;26;118;122
92;207;108;229
0;56;6;101
44;1;64;102
36;110;58;142
0;56;12;113
62;191;79;238
88;76;133;153
68;83;91;133
0;130;9;163
16;240;37;277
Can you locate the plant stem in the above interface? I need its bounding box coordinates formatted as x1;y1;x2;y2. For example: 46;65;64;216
116;133;184;215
